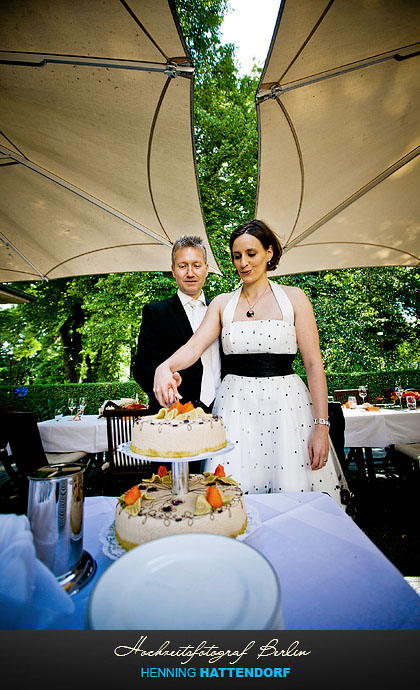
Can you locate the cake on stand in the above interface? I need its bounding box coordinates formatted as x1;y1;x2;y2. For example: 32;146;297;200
99;441;260;561
116;441;234;494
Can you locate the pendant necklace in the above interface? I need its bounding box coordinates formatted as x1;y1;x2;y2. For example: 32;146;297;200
243;282;270;318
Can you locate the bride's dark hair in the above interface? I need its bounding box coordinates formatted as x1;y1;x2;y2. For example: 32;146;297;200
229;219;282;271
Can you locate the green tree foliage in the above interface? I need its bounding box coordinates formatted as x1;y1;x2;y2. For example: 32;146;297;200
1;277;97;383
280;266;420;376
175;0;260;290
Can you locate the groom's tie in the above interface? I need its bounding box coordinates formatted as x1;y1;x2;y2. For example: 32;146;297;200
189;300;215;407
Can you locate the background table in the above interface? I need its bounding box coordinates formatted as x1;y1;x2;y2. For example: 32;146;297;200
51;492;420;630
343;407;420;480
344;407;420;448
38;415;108;454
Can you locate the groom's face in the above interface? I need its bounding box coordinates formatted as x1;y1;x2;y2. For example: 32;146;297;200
172;247;209;299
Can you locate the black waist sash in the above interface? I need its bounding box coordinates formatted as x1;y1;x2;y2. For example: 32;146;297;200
221;353;295;378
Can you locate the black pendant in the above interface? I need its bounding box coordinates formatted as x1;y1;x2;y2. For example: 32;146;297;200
246;309;254;318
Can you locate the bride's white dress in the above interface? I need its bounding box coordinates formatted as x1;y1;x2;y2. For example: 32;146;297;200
204;282;349;508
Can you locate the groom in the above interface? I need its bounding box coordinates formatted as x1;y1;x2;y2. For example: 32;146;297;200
134;235;221;417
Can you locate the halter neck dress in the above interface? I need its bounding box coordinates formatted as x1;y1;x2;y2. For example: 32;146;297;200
204;282;349;507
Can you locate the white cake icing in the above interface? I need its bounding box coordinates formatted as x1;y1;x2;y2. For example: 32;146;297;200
129;405;227;458
115;472;247;549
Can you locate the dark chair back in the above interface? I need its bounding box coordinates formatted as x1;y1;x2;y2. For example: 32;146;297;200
0;410;47;478
328;401;346;464
333;388;370;405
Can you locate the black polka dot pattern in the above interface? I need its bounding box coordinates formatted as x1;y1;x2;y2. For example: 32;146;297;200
203;287;349;509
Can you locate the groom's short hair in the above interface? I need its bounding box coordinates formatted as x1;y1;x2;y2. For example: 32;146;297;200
171;236;207;266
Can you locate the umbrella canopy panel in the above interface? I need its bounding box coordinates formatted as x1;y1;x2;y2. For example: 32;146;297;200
0;0;220;281
255;0;420;275
0;283;35;304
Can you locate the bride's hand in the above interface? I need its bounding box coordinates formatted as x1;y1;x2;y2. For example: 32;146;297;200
308;425;330;470
153;363;182;408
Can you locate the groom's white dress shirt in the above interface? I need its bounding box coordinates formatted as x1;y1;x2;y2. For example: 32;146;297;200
177;289;221;407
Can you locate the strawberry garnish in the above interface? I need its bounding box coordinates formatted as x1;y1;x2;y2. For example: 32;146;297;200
157;465;168;477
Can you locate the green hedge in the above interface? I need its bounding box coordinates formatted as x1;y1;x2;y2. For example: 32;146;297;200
324;369;420;401
1;368;418;421
0;382;147;421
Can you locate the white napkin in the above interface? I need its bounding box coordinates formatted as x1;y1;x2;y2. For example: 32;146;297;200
0;513;75;629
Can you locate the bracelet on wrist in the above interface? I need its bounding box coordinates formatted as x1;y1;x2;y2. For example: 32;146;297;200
314;417;330;428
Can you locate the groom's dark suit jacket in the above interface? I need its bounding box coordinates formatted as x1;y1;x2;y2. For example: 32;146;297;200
134;293;210;415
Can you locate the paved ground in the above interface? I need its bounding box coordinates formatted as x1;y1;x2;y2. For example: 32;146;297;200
405;577;420;597
1;447;419;594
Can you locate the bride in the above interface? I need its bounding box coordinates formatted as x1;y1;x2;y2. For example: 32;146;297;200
154;219;349;508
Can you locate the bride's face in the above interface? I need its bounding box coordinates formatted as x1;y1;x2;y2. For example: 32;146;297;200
231;233;273;284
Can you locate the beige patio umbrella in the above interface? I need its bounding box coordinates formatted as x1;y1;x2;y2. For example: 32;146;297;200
0;0;220;283
0;284;35;304
255;0;420;275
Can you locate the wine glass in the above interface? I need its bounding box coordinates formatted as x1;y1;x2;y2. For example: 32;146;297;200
68;397;75;416
358;386;367;405
54;407;63;422
395;384;404;408
78;396;86;416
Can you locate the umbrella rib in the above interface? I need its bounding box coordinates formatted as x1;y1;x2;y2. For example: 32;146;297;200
285;240;419;264
119;0;169;62
285;145;420;249
278;0;335;85
0;232;48;281
258;42;420;99
274;99;304;247
0;52;193;76
0;145;173;249
45;242;169;277
146;78;173;243
0;130;29;160
0;267;43;280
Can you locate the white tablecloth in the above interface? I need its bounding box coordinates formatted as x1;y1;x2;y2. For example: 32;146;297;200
49;492;420;630
38;415;108;454
344;407;420;447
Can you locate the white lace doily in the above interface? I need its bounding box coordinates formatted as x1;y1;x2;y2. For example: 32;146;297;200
99;521;124;560
99;504;262;561
236;504;261;541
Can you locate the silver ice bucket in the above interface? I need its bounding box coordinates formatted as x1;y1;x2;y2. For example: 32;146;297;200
27;463;96;595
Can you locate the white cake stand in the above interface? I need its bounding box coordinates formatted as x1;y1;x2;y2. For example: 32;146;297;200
116;441;234;495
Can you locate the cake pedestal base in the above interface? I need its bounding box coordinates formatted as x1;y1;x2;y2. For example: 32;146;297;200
171;461;189;495
116;442;235;496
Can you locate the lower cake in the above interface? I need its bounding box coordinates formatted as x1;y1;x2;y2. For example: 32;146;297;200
114;465;247;549
129;402;227;458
